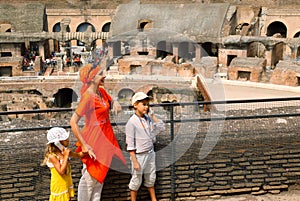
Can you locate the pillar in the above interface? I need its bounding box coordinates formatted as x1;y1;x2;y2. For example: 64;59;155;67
195;44;202;62
172;44;179;64
290;46;297;60
38;41;45;60
264;44;274;68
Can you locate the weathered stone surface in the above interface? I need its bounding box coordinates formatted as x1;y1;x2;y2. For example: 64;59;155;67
228;57;266;82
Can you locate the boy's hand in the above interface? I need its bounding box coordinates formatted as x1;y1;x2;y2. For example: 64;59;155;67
133;161;141;171
148;108;154;116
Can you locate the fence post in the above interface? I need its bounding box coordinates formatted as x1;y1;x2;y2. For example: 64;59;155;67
170;105;175;201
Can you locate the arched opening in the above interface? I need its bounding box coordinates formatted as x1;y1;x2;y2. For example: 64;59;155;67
178;42;196;62
102;22;111;32
247;42;266;57
156;41;173;59
294;32;300;38
76;23;96;46
53;88;78;108
138;19;152;32
0;23;13;33
201;42;218;57
118;88;134;103
52;22;62;53
266;21;287;38
272;42;284;67
236;23;250;36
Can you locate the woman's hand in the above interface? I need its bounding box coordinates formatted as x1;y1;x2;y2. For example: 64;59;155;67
82;144;96;160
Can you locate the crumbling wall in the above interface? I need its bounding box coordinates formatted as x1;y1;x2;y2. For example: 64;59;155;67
270;61;300;86
228;57;266;82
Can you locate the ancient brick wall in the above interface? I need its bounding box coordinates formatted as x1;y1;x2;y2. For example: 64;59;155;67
1;105;300;200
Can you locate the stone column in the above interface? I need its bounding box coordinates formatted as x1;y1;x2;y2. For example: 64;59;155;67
264;44;274;68
49;39;54;55
289;46;298;60
107;41;114;59
172;43;179;64
38;41;45;60
195;44;202;62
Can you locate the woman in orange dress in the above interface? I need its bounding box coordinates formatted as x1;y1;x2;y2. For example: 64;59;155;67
70;64;126;201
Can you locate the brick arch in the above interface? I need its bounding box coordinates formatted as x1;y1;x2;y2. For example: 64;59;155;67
235;22;250;36
266;20;287;38
156;40;173;59
76;22;96;32
272;41;285;66
0;22;15;32
134;85;155;95
293;31;300;38
247;41;266;58
101;21;111;32
53;87;78;108
117;88;134;101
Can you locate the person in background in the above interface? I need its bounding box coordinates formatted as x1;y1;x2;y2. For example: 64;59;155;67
126;92;165;201
42;127;84;201
70;63;126;201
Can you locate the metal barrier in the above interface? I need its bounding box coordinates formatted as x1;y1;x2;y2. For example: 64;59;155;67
1;97;300;200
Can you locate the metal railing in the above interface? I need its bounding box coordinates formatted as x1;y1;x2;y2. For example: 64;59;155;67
1;97;300;200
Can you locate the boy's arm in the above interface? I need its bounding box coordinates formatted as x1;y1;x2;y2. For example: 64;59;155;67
129;150;141;171
126;118;141;171
148;110;165;134
125;119;136;151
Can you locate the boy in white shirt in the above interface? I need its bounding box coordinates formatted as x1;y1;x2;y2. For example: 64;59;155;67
126;92;165;201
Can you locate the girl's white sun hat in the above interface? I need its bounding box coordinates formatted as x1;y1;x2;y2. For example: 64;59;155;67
47;127;69;144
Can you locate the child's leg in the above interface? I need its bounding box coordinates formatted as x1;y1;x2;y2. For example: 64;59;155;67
130;190;138;201
147;186;157;201
144;152;157;201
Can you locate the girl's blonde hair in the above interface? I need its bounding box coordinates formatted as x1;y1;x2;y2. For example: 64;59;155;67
41;143;60;166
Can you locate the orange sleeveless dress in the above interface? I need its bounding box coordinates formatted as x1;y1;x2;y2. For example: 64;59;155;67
75;87;126;183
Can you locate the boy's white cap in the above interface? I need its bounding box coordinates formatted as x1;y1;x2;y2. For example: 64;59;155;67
131;92;149;105
47;127;69;144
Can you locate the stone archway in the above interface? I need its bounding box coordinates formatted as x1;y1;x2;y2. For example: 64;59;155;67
247;41;266;58
156;41;173;59
117;88;134;104
53;88;78;108
102;22;111;32
266;21;287;38
76;22;96;46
